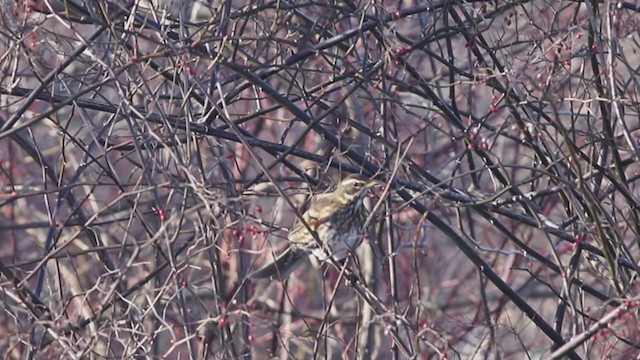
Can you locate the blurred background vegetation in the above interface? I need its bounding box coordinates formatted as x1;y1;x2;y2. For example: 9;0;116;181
1;0;640;358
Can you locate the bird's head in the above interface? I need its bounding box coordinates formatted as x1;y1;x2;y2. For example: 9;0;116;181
336;174;377;201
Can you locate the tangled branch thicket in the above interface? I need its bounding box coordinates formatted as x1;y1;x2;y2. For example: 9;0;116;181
2;0;640;358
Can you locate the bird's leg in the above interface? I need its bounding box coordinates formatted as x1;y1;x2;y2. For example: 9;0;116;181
340;250;364;285
334;258;360;287
337;257;349;269
344;271;360;285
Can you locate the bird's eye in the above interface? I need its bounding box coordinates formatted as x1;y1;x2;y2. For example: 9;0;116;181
352;182;362;188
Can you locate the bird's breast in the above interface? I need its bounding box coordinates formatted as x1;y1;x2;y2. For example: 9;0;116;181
311;227;361;261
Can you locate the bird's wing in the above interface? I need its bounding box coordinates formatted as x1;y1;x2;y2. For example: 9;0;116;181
299;191;341;228
287;192;339;246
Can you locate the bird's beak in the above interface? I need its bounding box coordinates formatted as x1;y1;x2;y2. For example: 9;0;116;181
365;180;381;189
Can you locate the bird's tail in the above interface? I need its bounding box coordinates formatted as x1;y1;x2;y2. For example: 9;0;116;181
248;248;307;280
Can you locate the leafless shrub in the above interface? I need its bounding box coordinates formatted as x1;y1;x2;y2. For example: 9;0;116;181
1;0;640;359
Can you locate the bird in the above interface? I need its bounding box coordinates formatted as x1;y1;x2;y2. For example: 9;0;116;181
249;174;377;280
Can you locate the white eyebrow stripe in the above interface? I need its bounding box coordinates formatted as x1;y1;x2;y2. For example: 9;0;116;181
341;179;362;186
